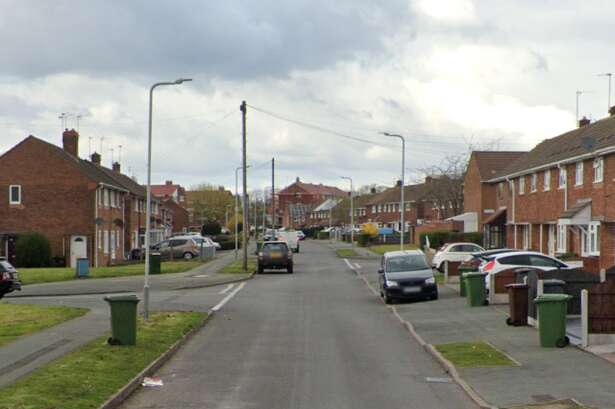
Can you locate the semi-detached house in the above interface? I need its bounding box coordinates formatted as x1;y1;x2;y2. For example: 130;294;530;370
484;112;615;273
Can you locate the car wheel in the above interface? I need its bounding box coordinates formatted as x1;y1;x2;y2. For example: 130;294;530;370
384;293;394;304
258;264;264;274
431;292;439;301
288;264;294;274
183;252;194;260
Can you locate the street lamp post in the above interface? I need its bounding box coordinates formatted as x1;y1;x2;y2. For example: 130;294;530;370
234;165;250;259
340;176;354;248
144;78;192;321
382;132;406;251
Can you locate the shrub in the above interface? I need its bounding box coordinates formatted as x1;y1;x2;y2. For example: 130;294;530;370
357;233;370;247
201;221;222;236
15;233;51;267
419;231;484;249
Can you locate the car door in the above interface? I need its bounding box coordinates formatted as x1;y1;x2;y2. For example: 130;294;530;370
169;239;187;258
528;255;565;271
156;241;170;258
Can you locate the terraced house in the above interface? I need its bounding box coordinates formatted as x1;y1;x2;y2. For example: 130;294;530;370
480;111;615;273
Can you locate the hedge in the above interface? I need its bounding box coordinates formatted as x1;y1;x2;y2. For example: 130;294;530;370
419;231;483;249
15;232;51;267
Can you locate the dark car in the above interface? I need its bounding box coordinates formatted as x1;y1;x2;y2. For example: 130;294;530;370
378;250;437;304
0;259;21;299
258;241;293;274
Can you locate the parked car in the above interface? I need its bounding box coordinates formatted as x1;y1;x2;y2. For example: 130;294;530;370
199;236;222;249
257;241;293;274
276;231;300;253
297;231;306;241
378;250;438;304
431;242;485;271
0;259;21;299
459;248;517;271
151;237;203;260
480;251;572;290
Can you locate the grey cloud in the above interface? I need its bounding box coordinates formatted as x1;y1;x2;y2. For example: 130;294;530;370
1;0;414;80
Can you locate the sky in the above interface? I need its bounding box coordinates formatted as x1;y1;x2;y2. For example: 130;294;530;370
1;0;614;194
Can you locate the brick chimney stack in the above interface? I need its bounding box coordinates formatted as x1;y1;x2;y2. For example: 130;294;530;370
165;180;173;185
609;106;615;117
91;152;101;165
112;162;121;172
579;116;591;127
62;128;79;157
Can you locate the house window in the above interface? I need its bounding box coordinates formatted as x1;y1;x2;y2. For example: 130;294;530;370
530;174;537;192
104;189;110;207
582;222;601;256
575;161;583;186
98;229;102;250
372;205;376;213
543;169;551;191
518;176;525;195
557;224;567;253
594;157;604;183
558;167;567;188
498;182;504;197
103;230;109;254
9;185;21;204
522;225;530;250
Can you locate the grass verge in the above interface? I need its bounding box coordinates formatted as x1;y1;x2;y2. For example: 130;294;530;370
368;244;418;255
219;258;257;274
19;260;205;285
336;248;358;258
0;303;88;347
0;311;206;409
435;341;516;368
434;272;445;284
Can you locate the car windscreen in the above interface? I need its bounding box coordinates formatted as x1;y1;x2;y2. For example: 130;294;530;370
263;243;288;253
386;255;429;273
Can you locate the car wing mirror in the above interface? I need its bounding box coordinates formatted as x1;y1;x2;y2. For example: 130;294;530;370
378;268;384;274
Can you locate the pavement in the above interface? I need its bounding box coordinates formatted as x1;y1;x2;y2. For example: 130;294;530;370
348;248;615;409
0;249;250;388
7;249;249;298
120;240;476;409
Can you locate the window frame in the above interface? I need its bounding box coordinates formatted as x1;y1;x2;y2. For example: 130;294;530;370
558;167;567;189
530;173;537;193
594;157;604;183
518;176;525;195
543;169;551;191
575;161;583;186
557;224;567;253
9;185;21;205
582;222;601;256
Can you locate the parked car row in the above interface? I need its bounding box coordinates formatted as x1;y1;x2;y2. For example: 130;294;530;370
151;234;221;260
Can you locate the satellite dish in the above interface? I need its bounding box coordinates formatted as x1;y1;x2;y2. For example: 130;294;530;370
581;136;595;151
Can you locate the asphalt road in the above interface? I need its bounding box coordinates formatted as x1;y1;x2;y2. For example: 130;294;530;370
122;241;477;409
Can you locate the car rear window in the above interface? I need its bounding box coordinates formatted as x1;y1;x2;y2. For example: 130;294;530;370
170;239;187;246
386;255;429;273
264;243;288;252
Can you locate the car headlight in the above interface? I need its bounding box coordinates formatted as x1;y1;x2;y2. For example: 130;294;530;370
385;280;398;287
425;277;436;284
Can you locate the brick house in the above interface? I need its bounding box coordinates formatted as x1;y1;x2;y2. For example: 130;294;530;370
462;151;526;248
151;180;190;233
152;180;187;206
278;178;347;228
483;112;615;272
0;130;165;267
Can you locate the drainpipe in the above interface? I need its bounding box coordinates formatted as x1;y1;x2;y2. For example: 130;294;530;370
507;176;516;248
94;187;99;268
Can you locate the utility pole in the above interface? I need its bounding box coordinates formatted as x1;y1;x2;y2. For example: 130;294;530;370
262;188;267;237
241;101;248;271
382;132;406;251
253;193;258;241
271;157;276;237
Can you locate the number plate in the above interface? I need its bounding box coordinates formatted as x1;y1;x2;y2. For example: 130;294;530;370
403;286;421;294
270;252;282;259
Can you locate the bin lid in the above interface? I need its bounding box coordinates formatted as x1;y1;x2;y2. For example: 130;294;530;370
104;294;140;303
533;293;572;303
506;283;528;289
151;252;161;256
464;272;487;278
543;279;565;286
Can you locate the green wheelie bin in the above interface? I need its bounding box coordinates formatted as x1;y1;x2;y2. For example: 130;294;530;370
465;272;488;307
104;295;140;346
458;266;476;297
149;252;161;275
534;293;572;348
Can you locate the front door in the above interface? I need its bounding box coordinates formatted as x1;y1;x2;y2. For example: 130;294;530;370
70;236;87;267
547;225;555;256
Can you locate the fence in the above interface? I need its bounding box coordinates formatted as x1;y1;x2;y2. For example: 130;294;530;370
588;278;615;334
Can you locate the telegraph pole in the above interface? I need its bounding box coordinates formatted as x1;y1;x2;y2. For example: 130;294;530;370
241;101;249;271
271;157;276;237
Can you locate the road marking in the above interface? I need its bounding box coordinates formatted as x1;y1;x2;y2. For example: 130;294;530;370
425;377;453;383
354;263;361;269
218;283;235;295
211;282;245;312
343;258;356;271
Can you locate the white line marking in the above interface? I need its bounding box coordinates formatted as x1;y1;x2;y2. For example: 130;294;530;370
343;258;356;271
212;282;245;312
218;283;235;295
354;263;361;269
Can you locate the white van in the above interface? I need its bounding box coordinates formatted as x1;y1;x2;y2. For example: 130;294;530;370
276;231;300;253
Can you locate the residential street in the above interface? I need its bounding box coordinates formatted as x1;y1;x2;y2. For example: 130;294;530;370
121;240;476;409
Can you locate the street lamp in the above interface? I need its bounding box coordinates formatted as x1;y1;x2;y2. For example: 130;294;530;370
382;132;406;251
340;176;354;248
144;78;192;321
235;165;250;259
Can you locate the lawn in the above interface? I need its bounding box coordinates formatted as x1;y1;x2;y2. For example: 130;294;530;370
435;341;516;368
336;248;358;258
219;258;257;274
19;260;205;285
0;303;88;347
0;311;206;409
368;244;418;255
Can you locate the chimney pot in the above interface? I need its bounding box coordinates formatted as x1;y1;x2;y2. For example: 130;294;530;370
579;116;591;127
165;180;173;185
91;152;101;165
425;176;433;184
62;128;79;157
112;162;121;172
609;106;615;117
296;177;300;183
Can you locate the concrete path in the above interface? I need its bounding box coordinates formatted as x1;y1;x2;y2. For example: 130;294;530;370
351;250;615;409
7;250;247;298
120;240;476;409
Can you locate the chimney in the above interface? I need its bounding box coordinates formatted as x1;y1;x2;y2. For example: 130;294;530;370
62;128;79;157
91;152;101;165
112;162;121;172
296;177;300;183
165;180;173;186
609;106;615;117
370;187;377;194
396;180;402;187
425;176;433;184
579;116;591;127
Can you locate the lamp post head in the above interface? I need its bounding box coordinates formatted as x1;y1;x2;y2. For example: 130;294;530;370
175;78;193;84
